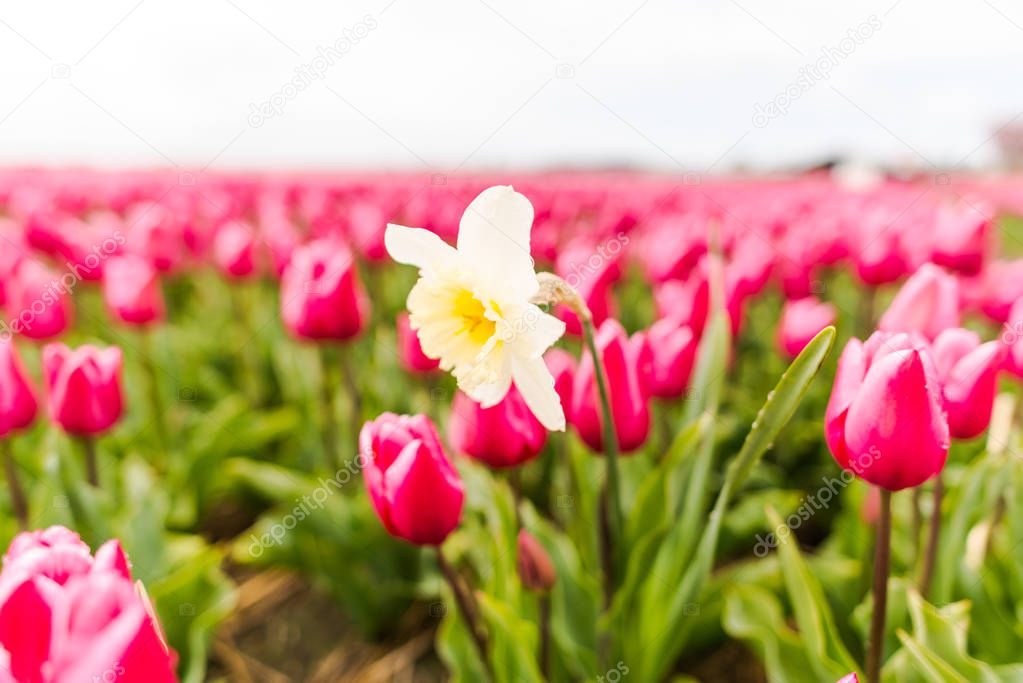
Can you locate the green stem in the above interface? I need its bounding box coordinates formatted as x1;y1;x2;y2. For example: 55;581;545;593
867;488;892;683
919;475;944;599
79;436;99;488
2;440;28;529
436;548;491;679
319;345;340;471
581;317;623;592
140;328;169;466
338;347;362;450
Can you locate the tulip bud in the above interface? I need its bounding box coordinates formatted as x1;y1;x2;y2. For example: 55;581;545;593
212;220;259;278
777;296;837;358
359;413;464;546
644;318;697;399
5;261;73;340
0;341;38;438
570;319;651;454
825;332;949;491
516;530;556;592
102;254;165;326
931;328;1003;439
397;312;439;373
448;386;546;468
878;263;960;340
280;239;368;342
42;343;124;436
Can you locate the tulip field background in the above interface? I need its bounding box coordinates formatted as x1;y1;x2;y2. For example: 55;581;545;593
4;2;1023;682
0;167;1021;683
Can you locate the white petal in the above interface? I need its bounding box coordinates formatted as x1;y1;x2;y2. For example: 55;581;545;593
463;355;513;408
457;186;538;298
385;224;457;270
512;355;566;432
507;305;566;358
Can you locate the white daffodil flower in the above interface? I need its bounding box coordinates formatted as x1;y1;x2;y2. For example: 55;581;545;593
385;185;567;431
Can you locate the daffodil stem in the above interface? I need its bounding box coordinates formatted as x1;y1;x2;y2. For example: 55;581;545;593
919;475;943;599
582;318;624;593
2;440;28;529
436;548;490;678
867;488;892;683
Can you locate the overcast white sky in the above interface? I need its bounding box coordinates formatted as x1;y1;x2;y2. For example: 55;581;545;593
0;0;1020;173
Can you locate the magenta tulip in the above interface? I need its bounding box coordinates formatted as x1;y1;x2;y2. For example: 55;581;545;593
102;254;165;326
516;529;556;592
825;332;949;491
654;277;709;337
0;526;177;683
212;220;258;278
570;319;651;454
0;341;37;437
4;260;73;340
931;328;1003;439
777;296;837;358
644;317;697;399
544;348;575;411
359;413;464;545
396;312;439;373
43;343;124;436
280;239;368;342
878;263;960;340
448;386;546;468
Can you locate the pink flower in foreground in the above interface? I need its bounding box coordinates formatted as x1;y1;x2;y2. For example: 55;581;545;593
878;263;960;340
825;332;949;491
280;239;367;341
448;386;546;468
0;526;177;683
359;413;464;546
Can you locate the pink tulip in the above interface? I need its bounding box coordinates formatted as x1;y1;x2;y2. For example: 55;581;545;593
448;386;546;468
280;239;368;342
212;220;258;278
878;263;960;340
4;260;73;340
516;530;556;592
0;526;177;682
0;341;37;437
931;328;1003;439
825;332;949;491
654;277;709;337
359;413;464;546
544;348;576;411
124;202;187;274
644;318;697;399
396;312;438;373
931;204;990;276
570;319;651;454
102;254;165;326
836;675;859;683
555;240;620;336
43;343;124;436
777;296;837;358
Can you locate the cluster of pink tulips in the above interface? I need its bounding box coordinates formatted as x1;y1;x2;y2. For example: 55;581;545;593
0;164;1019;680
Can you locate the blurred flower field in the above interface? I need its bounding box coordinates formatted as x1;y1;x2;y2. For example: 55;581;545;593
0;167;1021;681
